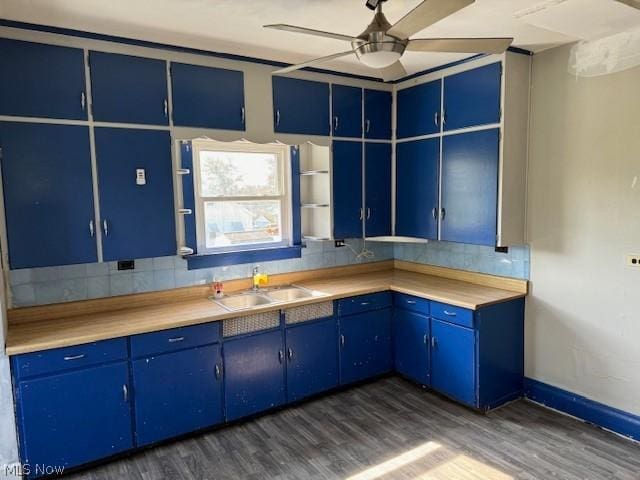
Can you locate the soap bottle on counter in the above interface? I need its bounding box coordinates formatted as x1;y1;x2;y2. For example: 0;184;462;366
213;278;224;299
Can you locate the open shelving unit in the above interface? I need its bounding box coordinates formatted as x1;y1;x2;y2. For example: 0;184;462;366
298;142;332;241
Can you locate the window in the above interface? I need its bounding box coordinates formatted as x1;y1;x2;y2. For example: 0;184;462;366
192;140;292;254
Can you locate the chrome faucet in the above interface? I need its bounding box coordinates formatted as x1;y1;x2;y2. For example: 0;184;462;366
252;266;260;291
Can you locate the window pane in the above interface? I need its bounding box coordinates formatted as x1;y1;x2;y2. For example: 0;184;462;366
199;150;280;197
204;200;282;248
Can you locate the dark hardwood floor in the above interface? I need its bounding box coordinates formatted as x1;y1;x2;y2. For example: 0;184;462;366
67;377;640;480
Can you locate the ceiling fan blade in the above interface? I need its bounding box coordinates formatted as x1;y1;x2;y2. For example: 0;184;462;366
379;61;407;81
264;24;358;42
387;0;475;40
272;50;356;75
615;0;640;9
407;37;514;54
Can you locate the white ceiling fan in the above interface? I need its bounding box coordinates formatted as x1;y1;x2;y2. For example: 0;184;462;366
264;0;514;81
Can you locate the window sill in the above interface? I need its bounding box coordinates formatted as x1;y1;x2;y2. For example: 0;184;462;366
186;245;302;270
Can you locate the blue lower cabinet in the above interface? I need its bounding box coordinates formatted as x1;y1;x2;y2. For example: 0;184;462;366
15;362;133;476
132;344;224;446
223;330;286;421
430;318;476;406
339;309;392;385
285;317;339;402
394;309;430;386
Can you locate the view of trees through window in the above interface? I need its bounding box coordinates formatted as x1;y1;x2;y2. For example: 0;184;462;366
198;149;285;249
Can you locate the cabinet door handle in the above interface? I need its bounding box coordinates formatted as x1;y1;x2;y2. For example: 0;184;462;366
122;384;129;402
431;336;436;348
442;108;447;126
81;92;86;111
241;106;246;124
214;364;221;380
432;207;437;220
440;208;446;221
359;207;364;221
168;336;185;343
278;349;284;364
102;219;109;237
287;348;293;360
365;119;371;133
164;99;168;117
434;111;439;127
360;301;371;306
366;207;371;220
340;334;345;347
406;300;416;305
443;310;457;316
423;334;428;344
88;220;95;238
63;354;85;361
275;109;280;126
334;116;339;132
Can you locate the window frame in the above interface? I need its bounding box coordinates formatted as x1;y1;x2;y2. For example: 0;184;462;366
191;139;292;255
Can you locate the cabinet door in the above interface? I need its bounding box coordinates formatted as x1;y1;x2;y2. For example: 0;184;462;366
332;85;362;138
95;128;176;261
395;138;439;239
332;141;363;239
443;62;501;131
132;345;223;446
0;39;87;120
365;142;392;237
90;51;169;125
16;362;133;471
286;317;339;402
171;62;245;130
364;89;392;140
394;309;430;386
397;79;441;139
0;122;97;269
224;330;285;421
431;318;476;406
339;309;392;385
273;77;330;135
441;129;499;246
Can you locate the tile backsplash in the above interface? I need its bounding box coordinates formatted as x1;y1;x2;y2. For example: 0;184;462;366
9;240;530;308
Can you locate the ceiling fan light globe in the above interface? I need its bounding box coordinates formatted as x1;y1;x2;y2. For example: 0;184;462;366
353;39;406;69
359;50;402;68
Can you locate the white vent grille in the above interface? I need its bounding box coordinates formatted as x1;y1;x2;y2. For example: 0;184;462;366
223;311;281;337
285;301;334;325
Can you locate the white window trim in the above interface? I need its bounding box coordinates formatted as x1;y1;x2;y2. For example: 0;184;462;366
191;139;292;255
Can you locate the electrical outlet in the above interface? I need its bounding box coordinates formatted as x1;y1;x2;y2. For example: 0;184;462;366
626;255;640;267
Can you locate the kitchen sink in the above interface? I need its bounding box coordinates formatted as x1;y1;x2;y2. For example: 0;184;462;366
211;285;327;311
266;286;317;302
213;293;274;311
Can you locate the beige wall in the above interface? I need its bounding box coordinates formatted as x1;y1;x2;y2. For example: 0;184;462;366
526;44;640;415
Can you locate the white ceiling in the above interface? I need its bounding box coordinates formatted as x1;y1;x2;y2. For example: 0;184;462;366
0;0;638;78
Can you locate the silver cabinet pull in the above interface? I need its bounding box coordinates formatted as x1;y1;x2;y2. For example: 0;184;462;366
440;208;446;221
287;348;293;360
168;336;185;343
359;207;364;221
275;109;280;126
102;219;109;237
442;108;446;125
176;168;190;175
214;364;221;380
434;111;439;127
164;99;168;117
431;336;436;348
241;106;245;124
423;334;428;344
123;384;128;402
406;300;416;305
278;349;284;364
81;92;86;110
443;310;457;316
360;301;371;306
366;207;371;219
365;119;371;133
340;334;345;347
432;207;438;220
63;354;85;361
89;220;95;238
334;115;339;132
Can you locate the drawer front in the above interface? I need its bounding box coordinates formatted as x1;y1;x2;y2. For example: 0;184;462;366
431;302;474;328
130;322;221;358
12;338;128;379
338;292;392;316
393;293;430;315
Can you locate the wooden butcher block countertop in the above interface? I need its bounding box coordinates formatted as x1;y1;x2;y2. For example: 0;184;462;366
5;261;527;355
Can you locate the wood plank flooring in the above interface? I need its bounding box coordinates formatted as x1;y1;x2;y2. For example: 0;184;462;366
67;377;640;480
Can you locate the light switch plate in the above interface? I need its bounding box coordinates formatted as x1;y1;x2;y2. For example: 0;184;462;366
626;255;640;267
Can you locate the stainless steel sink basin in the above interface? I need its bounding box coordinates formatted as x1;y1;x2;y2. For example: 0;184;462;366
266;286;316;302
213;293;274;311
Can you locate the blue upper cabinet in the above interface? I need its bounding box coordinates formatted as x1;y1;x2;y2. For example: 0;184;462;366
332;141;363;239
272;77;330;136
95;128;176;261
89;51;169;125
395;138;440;239
443;62;502;131
365;142;391;237
0;39;87;120
0;122;97;269
441;129;500;246
397;79;441;139
171;62;245;130
331;85;362;138
364;89;392;140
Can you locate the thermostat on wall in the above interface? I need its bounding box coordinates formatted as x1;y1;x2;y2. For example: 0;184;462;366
136;168;146;185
